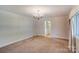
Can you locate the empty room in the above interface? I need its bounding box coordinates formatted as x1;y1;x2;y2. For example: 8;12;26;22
0;5;79;53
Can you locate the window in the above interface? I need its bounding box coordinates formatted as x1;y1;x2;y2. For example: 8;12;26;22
72;13;79;37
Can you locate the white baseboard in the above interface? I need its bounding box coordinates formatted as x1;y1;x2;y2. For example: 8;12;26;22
0;35;33;48
0;35;69;48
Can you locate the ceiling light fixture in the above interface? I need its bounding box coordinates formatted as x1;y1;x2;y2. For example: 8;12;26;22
33;9;43;20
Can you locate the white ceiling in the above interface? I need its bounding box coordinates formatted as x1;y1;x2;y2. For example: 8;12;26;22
0;5;74;17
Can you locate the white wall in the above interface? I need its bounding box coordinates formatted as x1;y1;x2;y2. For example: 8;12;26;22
34;16;69;39
0;10;33;47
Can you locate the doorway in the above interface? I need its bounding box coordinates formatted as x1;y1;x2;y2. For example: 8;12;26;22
44;20;51;37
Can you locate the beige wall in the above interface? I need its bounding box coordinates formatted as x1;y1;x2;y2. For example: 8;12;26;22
34;16;69;39
51;16;69;39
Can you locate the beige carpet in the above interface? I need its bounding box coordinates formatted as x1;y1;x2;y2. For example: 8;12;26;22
0;36;71;53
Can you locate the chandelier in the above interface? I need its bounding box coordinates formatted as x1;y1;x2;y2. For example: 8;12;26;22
33;10;43;20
